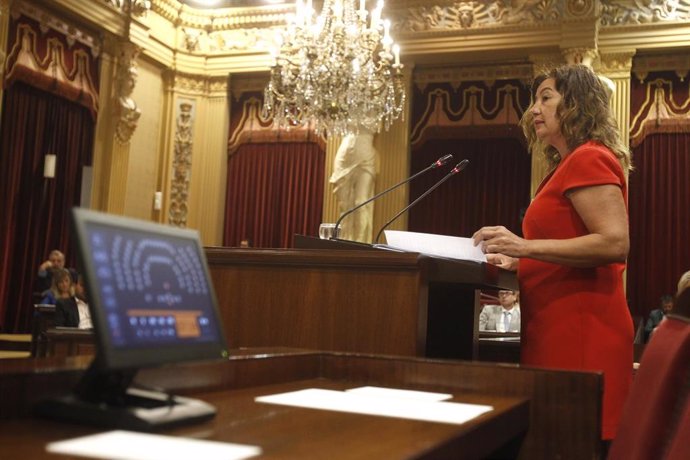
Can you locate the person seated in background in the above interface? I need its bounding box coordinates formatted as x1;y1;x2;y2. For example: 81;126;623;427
479;289;521;333
35;249;78;294
54;275;92;329
35;249;66;293
644;294;674;342
39;268;74;305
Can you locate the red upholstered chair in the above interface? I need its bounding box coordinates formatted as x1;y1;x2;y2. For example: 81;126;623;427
665;396;690;460
607;313;690;460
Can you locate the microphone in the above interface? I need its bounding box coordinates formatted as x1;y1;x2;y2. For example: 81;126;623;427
333;154;454;239
373;159;469;244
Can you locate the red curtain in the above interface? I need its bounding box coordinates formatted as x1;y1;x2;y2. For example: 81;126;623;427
0;82;94;332
224;142;325;248
627;133;690;318
408;137;532;237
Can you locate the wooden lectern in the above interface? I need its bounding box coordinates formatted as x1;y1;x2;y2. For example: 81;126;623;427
207;236;517;360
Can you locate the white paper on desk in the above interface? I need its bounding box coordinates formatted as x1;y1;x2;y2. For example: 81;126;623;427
383;230;487;263
256;388;492;425
46;430;261;460
345;386;452;401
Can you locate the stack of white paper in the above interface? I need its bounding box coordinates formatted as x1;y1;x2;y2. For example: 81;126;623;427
256;387;493;425
382;230;487;263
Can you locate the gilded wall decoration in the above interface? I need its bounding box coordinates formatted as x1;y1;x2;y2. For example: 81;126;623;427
633;54;690;82
414;64;534;93
410;80;531;148
394;0;562;33
629;72;690;147
114;43;141;144
3;18;100;115
227;94;325;155
14;1;101;56
169;100;195;228
601;0;690;25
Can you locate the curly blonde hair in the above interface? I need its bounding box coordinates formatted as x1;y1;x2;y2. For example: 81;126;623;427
678;271;690;296
519;64;632;172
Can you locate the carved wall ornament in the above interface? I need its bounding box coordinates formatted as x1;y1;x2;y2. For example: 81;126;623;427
130;0;152;17
566;0;595;17
105;0;151;16
598;51;635;75
600;0;690;26
169;100;195;228
562;47;598;66
114;43;142;144
164;71;227;96
393;0;563;33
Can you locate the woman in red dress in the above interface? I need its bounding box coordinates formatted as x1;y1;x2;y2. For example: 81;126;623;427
473;64;633;442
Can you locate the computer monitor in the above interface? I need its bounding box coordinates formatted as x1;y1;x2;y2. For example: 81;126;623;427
35;208;229;430
74;207;228;369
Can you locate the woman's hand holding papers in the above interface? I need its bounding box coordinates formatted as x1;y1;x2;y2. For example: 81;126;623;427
472;225;527;272
485;253;519;271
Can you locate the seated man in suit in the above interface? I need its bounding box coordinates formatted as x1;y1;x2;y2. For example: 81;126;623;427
54;275;92;329
644;294;673;342
479;290;521;333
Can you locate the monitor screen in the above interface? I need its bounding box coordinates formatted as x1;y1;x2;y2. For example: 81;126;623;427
72;208;229;370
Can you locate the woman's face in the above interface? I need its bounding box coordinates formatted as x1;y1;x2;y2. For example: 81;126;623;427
530;78;567;153
57;276;72;296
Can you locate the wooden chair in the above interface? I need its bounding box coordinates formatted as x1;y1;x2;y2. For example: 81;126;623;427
608;311;690;459
30;304;56;357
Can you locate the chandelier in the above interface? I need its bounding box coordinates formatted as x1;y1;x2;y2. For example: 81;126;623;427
263;0;405;136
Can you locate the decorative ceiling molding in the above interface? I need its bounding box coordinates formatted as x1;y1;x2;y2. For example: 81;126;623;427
163;69;229;96
388;0;565;35
151;0;291;30
600;0;690;26
181;26;279;54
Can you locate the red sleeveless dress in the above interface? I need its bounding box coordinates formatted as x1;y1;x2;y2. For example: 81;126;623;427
519;141;634;440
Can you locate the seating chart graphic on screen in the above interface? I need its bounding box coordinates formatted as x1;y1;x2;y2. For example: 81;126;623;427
88;224;219;348
72;208;227;369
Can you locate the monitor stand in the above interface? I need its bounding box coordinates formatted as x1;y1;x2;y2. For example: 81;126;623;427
34;359;216;431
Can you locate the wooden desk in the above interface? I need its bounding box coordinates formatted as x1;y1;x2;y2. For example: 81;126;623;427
44;328;95;357
207;247;517;360
0;349;602;459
